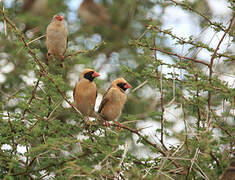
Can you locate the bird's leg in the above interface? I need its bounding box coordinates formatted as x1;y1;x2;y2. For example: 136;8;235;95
47;52;51;59
60;55;65;68
85;116;93;126
104;121;111;127
85;116;95;142
61;55;64;61
114;121;122;130
46;52;50;65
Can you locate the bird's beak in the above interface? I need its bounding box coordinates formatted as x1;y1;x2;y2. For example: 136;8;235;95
92;71;100;77
57;15;63;21
124;83;132;89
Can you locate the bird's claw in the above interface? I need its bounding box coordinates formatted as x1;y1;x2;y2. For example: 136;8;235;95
87;120;94;126
61;55;65;60
46;52;50;65
104;121;111;127
60;55;65;68
114;121;122;130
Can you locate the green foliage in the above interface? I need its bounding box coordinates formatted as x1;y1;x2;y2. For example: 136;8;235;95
0;0;234;179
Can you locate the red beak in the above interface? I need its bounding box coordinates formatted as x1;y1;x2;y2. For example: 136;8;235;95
124;82;132;89
57;15;63;21
92;71;100;78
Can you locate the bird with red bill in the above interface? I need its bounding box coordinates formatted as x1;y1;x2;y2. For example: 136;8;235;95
98;78;131;129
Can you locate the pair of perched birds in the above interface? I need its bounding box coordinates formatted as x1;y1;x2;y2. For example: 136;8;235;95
73;69;131;125
45;15;131;125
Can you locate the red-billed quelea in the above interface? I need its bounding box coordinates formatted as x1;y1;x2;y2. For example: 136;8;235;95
79;0;111;26
98;78;131;127
46;14;68;67
73;69;100;116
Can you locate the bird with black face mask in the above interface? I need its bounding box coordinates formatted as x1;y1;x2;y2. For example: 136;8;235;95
73;69;100;116
98;78;131;127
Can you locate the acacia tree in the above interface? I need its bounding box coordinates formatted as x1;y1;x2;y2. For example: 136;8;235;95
0;0;234;179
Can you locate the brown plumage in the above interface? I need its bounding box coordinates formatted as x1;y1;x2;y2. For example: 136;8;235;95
23;0;48;15
79;0;111;26
46;14;68;66
73;69;100;116
98;78;131;123
220;157;235;180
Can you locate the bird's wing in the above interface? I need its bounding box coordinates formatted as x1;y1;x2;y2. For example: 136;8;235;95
86;2;106;17
65;27;68;52
66;35;68;50
73;82;77;101
98;86;112;113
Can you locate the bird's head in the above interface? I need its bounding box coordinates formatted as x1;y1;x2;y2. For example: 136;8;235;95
53;14;64;22
112;78;132;92
81;69;100;82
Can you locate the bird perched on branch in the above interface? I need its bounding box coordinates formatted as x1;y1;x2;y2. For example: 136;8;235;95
78;0;111;26
98;78;131;127
220;157;235;180
46;14;68;67
73;69;100;117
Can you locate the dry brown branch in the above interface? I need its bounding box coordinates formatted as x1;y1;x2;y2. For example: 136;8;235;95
136;42;210;67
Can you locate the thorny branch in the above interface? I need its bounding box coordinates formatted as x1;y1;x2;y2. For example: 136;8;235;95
103;121;186;174
0;9;82;116
1;2;234;179
21;73;42;121
207;14;235;127
135;42;210;67
153;39;168;151
168;0;228;33
150;25;233;60
0;8;187;176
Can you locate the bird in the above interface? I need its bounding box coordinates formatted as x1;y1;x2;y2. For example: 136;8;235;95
98;78;131;127
78;0;111;26
46;14;68;67
220;157;235;180
73;69;100;117
23;0;48;16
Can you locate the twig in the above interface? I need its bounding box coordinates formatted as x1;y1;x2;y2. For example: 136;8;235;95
207;14;235;128
159;65;167;150
47;100;63;120
189;148;199;173
91;148;119;174
21;74;42;121
26;34;46;46
131;80;148;93
65;41;105;58
3;5;7;36
168;0;226;32
194;163;209;180
118;141;128;169
116;141;128;178
135;42;210;67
